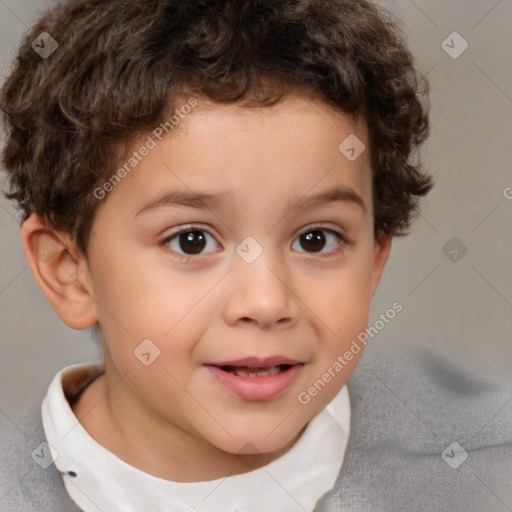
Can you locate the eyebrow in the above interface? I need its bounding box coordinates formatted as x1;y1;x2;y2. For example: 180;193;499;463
289;186;366;215
135;185;366;217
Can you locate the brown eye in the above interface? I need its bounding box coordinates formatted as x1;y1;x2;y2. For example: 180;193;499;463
292;227;344;255
300;230;326;252
178;230;207;254
163;227;219;257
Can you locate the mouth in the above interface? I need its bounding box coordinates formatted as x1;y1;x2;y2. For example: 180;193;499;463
204;357;304;401
217;363;294;377
206;355;302;369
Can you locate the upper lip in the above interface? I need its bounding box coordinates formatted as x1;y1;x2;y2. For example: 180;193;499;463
205;356;303;368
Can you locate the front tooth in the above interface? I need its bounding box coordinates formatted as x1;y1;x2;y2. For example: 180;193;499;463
234;366;281;377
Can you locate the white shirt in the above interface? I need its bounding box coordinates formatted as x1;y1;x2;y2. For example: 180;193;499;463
41;361;351;512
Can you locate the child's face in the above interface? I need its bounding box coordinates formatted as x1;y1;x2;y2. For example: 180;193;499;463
78;93;390;456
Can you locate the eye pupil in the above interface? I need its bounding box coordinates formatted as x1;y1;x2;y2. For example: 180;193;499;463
179;231;206;254
301;230;326;252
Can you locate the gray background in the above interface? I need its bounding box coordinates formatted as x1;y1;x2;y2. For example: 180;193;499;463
0;0;511;427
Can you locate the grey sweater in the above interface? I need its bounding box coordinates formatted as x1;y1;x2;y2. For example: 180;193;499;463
1;344;511;511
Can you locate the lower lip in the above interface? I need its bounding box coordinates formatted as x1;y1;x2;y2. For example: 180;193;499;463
205;364;303;401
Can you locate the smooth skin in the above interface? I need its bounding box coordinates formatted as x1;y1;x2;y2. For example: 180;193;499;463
21;92;391;482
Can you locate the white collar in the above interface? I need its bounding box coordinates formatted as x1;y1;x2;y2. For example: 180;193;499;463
41;361;350;512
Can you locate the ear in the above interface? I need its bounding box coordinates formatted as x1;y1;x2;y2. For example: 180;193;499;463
370;234;392;298
20;213;98;330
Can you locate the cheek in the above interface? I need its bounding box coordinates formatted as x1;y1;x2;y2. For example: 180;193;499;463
310;248;375;362
92;243;205;335
319;260;373;330
89;248;211;385
320;296;370;369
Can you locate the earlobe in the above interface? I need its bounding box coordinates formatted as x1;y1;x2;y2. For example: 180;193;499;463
370;235;392;298
20;213;98;330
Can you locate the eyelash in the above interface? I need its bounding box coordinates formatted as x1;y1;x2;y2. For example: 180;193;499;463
159;224;348;262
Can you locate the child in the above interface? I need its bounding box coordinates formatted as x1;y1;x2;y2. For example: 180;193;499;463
1;0;510;510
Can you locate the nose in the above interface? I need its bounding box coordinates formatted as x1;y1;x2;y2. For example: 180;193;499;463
222;249;300;330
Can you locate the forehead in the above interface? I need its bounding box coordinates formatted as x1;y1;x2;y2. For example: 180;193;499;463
101;93;372;219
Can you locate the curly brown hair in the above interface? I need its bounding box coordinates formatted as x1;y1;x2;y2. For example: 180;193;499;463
1;0;433;256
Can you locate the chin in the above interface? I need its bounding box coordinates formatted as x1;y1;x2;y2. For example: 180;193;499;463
204;422;306;457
